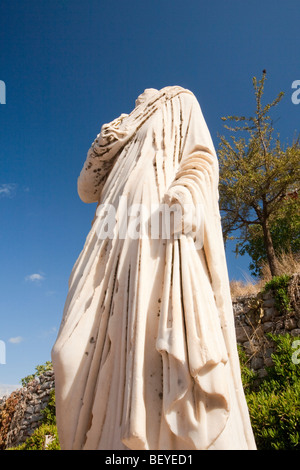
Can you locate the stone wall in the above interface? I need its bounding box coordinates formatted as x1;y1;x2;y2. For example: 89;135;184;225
0;370;55;449
233;273;300;379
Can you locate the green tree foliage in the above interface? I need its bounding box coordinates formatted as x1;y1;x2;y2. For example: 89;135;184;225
218;71;300;277
240;196;299;277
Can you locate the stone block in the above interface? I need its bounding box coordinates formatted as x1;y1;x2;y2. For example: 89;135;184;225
30;415;42;423
284;317;297;331
274;319;284;330
264;357;274;367
262;322;274;333
262;307;274;322
235;326;252;343
250;356;264;370
262;291;273;301
262;298;275;308
242;341;259;355
257;368;268;379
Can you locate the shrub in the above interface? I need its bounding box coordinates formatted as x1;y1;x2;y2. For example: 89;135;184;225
264;333;300;386
0;391;20;450
244;333;300;450
238;345;257;391
9;423;60;450
41;389;56;426
246;381;300;450
264;274;292;313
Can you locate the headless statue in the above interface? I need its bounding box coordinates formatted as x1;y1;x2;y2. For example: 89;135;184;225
52;86;256;450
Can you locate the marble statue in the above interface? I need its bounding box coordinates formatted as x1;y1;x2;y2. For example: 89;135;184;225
52;86;256;450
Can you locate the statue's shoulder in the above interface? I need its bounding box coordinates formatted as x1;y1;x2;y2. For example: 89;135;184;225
160;85;193;95
159;86;197;104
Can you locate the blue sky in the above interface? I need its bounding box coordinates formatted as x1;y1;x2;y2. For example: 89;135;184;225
0;0;299;389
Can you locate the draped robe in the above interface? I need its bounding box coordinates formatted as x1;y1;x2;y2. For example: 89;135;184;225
52;86;256;450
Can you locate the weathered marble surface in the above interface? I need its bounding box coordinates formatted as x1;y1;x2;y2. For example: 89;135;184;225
52;86;256;450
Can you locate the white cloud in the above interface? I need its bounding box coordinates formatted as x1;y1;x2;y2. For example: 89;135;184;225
9;336;23;344
0;384;20;398
25;273;45;282
45;290;56;296
38;326;57;338
0;183;17;198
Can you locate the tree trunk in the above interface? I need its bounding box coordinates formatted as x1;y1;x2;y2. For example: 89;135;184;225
261;217;278;277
